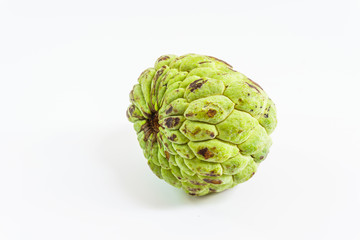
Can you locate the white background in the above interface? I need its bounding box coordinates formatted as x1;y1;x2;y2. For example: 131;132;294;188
1;0;360;239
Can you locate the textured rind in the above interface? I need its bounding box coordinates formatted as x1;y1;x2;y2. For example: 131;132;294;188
127;54;277;196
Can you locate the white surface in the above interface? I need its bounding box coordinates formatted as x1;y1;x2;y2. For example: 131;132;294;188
1;1;360;239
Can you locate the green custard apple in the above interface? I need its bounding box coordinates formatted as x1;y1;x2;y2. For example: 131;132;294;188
126;54;277;196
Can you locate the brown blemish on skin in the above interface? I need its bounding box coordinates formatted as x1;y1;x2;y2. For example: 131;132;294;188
149;67;165;111
165;106;173;115
168;134;177;141
207;56;233;68
188;188;201;192
177;55;186;60
209;188;216;192
164;117;180;128
245;82;261;93
260;156;264;160
207;109;217;117
154;67;165;81
198;61;212;64
128;105;135;115
264;114;269;118
205;171;219;177
203;179;223;184
192;128;201;135
165;151;170;160
142;122;156;142
188;79;207;92
158;55;170;62
129;90;135;102
160;72;170;86
138;69;150;80
248;78;263;91
185;113;194;117
189;181;207;186
197;148;214;159
251;172;255;177
210;132;215;138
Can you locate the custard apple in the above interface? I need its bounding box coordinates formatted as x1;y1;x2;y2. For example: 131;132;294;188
126;54;277;196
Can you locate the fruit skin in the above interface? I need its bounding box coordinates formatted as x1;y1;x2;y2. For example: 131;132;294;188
127;54;277;196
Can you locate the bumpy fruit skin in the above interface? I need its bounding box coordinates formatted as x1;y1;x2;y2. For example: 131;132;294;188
127;54;277;196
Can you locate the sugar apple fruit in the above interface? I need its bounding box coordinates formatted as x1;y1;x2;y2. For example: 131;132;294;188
126;54;277;196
